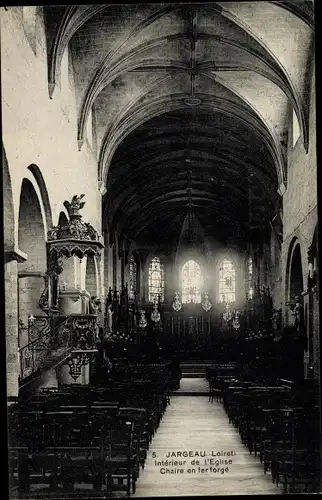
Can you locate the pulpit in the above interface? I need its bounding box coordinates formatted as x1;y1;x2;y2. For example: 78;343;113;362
45;195;103;385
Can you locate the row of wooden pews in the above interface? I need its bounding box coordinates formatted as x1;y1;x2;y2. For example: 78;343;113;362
209;374;321;493
8;362;171;498
206;363;238;402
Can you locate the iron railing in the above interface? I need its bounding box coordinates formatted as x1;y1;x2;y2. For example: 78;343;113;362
18;314;99;382
19;316;72;381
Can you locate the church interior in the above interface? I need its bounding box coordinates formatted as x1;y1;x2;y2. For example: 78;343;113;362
2;2;320;497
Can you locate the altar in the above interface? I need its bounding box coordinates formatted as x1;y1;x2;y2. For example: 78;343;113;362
162;305;213;359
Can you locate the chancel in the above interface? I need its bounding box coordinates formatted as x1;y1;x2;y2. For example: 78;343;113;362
2;2;320;498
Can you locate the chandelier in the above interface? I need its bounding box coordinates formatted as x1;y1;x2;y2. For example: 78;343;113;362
151;296;161;323
232;310;240;330
222;302;233;322
172;292;182;312
222;299;240;330
201;292;212;312
139;310;147;329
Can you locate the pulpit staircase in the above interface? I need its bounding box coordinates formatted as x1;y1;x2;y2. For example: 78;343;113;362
18;314;98;390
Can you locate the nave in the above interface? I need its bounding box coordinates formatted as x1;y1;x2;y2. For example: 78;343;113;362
134;383;281;497
8;364;320;499
2;3;319;499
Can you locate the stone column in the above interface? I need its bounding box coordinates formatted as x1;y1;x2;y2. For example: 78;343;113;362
5;250;27;400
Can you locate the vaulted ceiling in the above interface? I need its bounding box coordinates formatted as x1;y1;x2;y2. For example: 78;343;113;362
44;1;315;253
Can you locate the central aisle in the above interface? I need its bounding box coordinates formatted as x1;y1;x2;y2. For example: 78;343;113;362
174;377;209;394
134;388;282;496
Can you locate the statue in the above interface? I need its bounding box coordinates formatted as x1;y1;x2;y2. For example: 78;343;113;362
201;292;212;312
48;195;100;243
139;310;147;329
63;194;85;218
105;302;114;339
307;244;317;290
39;273;60;314
271;308;282;341
89;296;102;340
172;292;182;312
39;274;50;313
89;296;99;315
292;296;304;338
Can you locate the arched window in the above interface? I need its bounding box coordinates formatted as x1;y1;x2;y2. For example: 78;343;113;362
129;254;137;300
181;260;202;304
219;259;236;303
148;257;164;302
247;257;253;299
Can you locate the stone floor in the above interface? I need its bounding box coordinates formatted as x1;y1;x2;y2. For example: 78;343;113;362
134;379;283;497
173;377;209;394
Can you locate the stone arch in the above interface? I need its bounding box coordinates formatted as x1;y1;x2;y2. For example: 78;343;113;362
27;164;53;232
99;96;284;190
286;237;304;303
18;179;48;348
308;224;319;379
290;244;303;299
311;224;318;269
18;179;47;272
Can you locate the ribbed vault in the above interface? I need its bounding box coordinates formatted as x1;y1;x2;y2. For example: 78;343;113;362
104;107;279;249
43;1;314;253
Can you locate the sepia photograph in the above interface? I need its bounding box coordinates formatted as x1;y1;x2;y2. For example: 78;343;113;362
1;1;320;498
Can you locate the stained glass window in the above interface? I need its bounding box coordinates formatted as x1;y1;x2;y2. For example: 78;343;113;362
219;259;236;303
148;257;164;302
129;254;137;300
182;260;202;304
247;257;253;299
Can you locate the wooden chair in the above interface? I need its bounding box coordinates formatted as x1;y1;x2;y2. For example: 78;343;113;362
274;407;320;493
105;419;139;496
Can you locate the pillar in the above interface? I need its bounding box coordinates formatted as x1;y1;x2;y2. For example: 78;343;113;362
5;250;27;399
